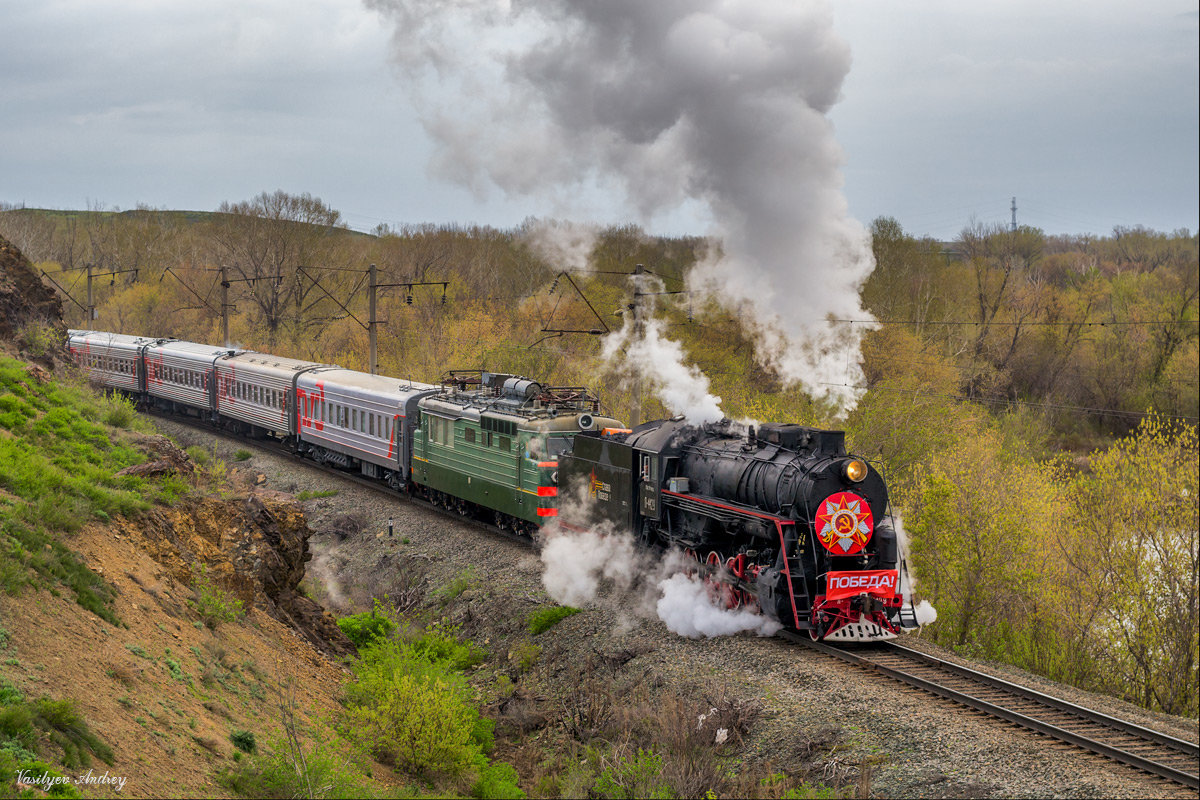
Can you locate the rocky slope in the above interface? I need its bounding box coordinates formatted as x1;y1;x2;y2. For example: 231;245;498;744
0;233;65;359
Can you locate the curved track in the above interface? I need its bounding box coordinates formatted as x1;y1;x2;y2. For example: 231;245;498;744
152;410;1199;791
787;633;1199;790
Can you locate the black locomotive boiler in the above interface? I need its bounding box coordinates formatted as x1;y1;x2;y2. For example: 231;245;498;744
559;419;919;641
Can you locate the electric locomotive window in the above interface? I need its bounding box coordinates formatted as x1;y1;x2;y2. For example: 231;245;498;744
499;436;511;452
369;414;374;436
465;428;475;444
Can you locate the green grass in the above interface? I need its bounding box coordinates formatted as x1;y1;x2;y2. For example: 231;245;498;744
0;680;114;786
296;489;338;501
528;605;582;636
0;357;191;624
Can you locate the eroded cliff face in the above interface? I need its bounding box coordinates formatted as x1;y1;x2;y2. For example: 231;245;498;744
117;435;354;659
0;234;66;355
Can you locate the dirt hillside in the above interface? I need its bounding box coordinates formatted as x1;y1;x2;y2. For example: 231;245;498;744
0;233;65;358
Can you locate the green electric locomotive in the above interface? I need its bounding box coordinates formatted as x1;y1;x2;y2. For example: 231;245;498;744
410;371;623;534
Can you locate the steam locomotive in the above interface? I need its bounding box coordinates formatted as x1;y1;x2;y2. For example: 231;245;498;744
68;328;916;641
560;420;919;641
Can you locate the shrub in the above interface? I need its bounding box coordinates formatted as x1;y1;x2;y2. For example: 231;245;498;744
342;633;511;785
219;730;372;799
190;566;244;629
592;748;673;800
409;623;485;671
510;641;541;674
528;605;581;636
100;392;138;429
233;449;252;462
346;669;479;775
435;567;478;603
337;609;395;648
472;756;525;799
230;729;257;754
185;445;210;467
3;759;83;798
17;323;61;359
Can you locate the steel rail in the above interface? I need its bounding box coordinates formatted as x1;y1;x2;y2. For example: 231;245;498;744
785;632;1198;789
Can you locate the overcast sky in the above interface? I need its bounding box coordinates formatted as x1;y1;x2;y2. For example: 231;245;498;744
1;0;1196;240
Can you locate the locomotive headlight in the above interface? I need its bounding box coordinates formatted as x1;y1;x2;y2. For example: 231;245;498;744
843;459;868;483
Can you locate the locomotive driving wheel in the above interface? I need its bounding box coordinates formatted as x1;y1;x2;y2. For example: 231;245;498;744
704;551;737;609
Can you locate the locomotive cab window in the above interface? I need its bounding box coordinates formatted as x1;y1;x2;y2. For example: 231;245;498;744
640;454;656;481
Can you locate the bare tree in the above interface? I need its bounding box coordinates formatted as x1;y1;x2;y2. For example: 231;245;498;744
207;191;348;340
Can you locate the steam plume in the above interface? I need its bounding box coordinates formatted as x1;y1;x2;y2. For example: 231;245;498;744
601;272;725;424
893;516;938;627
366;0;876;410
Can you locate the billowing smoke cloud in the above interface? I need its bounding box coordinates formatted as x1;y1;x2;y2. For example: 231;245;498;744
601;272;725;424
366;0;875;411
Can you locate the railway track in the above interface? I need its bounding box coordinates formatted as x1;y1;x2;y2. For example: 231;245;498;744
151;410;1200;792
786;633;1199;790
